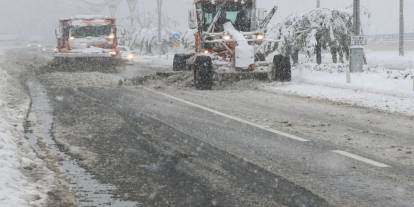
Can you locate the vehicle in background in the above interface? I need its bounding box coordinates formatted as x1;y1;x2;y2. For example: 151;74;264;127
118;45;135;64
173;0;291;90
53;15;121;70
26;41;42;49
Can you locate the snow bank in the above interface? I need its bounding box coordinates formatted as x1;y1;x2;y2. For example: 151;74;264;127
264;82;414;116
262;54;414;116
0;65;47;206
293;64;414;97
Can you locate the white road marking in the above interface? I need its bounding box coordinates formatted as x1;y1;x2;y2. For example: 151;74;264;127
332;150;390;168
143;87;309;142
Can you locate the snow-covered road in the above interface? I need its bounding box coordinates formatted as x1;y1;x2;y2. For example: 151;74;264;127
2;46;413;206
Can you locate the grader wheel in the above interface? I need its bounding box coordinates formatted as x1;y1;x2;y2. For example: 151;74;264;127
193;56;213;90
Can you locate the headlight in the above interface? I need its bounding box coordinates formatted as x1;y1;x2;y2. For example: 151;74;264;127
127;54;134;59
223;34;232;41
107;33;115;39
69;36;75;40
109;51;117;55
204;50;209;54
256;34;264;40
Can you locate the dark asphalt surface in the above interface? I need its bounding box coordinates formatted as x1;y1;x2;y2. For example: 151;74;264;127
22;55;413;207
33;78;329;206
77;86;414;207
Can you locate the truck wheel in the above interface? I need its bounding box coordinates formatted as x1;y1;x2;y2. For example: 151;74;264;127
193;56;213;90
272;55;291;82
173;54;192;71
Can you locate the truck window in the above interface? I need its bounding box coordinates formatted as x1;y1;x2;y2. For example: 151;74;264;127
71;25;112;38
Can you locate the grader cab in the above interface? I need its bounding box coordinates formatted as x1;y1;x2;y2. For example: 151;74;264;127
173;0;291;90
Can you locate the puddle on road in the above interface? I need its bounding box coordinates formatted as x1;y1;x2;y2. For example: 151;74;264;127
25;79;142;207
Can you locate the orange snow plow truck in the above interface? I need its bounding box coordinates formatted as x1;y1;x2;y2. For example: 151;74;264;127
53;15;121;70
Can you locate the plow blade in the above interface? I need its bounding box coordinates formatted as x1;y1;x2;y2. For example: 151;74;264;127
51;56;123;72
216;71;270;82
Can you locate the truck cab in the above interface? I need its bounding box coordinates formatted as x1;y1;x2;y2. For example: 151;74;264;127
55;15;119;60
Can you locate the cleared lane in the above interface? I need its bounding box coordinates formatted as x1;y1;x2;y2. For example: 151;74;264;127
77;86;414;207
143;86;310;142
144;86;391;169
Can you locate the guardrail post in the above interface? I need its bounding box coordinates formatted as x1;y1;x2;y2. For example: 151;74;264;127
346;67;351;83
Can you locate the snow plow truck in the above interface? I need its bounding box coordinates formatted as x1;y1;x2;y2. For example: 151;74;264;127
173;0;291;90
53;15;121;70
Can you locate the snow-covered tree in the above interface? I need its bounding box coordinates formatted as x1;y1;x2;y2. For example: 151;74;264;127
78;0;182;55
122;9;180;54
266;8;353;65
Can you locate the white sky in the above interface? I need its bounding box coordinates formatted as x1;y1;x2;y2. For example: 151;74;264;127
0;0;413;41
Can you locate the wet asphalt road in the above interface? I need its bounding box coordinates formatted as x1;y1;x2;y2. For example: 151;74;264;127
25;59;414;207
34;80;331;207
28;68;330;207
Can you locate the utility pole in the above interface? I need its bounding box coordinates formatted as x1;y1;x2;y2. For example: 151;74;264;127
353;0;360;35
126;0;138;27
399;0;405;56
317;0;320;8
156;0;163;43
350;0;364;72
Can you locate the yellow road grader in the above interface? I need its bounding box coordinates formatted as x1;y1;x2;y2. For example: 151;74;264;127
173;0;291;89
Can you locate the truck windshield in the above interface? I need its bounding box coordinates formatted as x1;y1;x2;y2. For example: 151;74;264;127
71;25;112;38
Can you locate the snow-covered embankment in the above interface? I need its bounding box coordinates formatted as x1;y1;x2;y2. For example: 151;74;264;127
0;61;48;206
263;58;414;116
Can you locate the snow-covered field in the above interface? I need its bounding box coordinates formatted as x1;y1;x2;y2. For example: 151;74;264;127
0;47;49;206
263;50;414;116
365;49;414;70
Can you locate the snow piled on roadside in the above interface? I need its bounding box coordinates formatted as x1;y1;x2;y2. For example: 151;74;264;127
0;65;48;206
262;61;414;116
264;82;414;116
293;64;414;97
